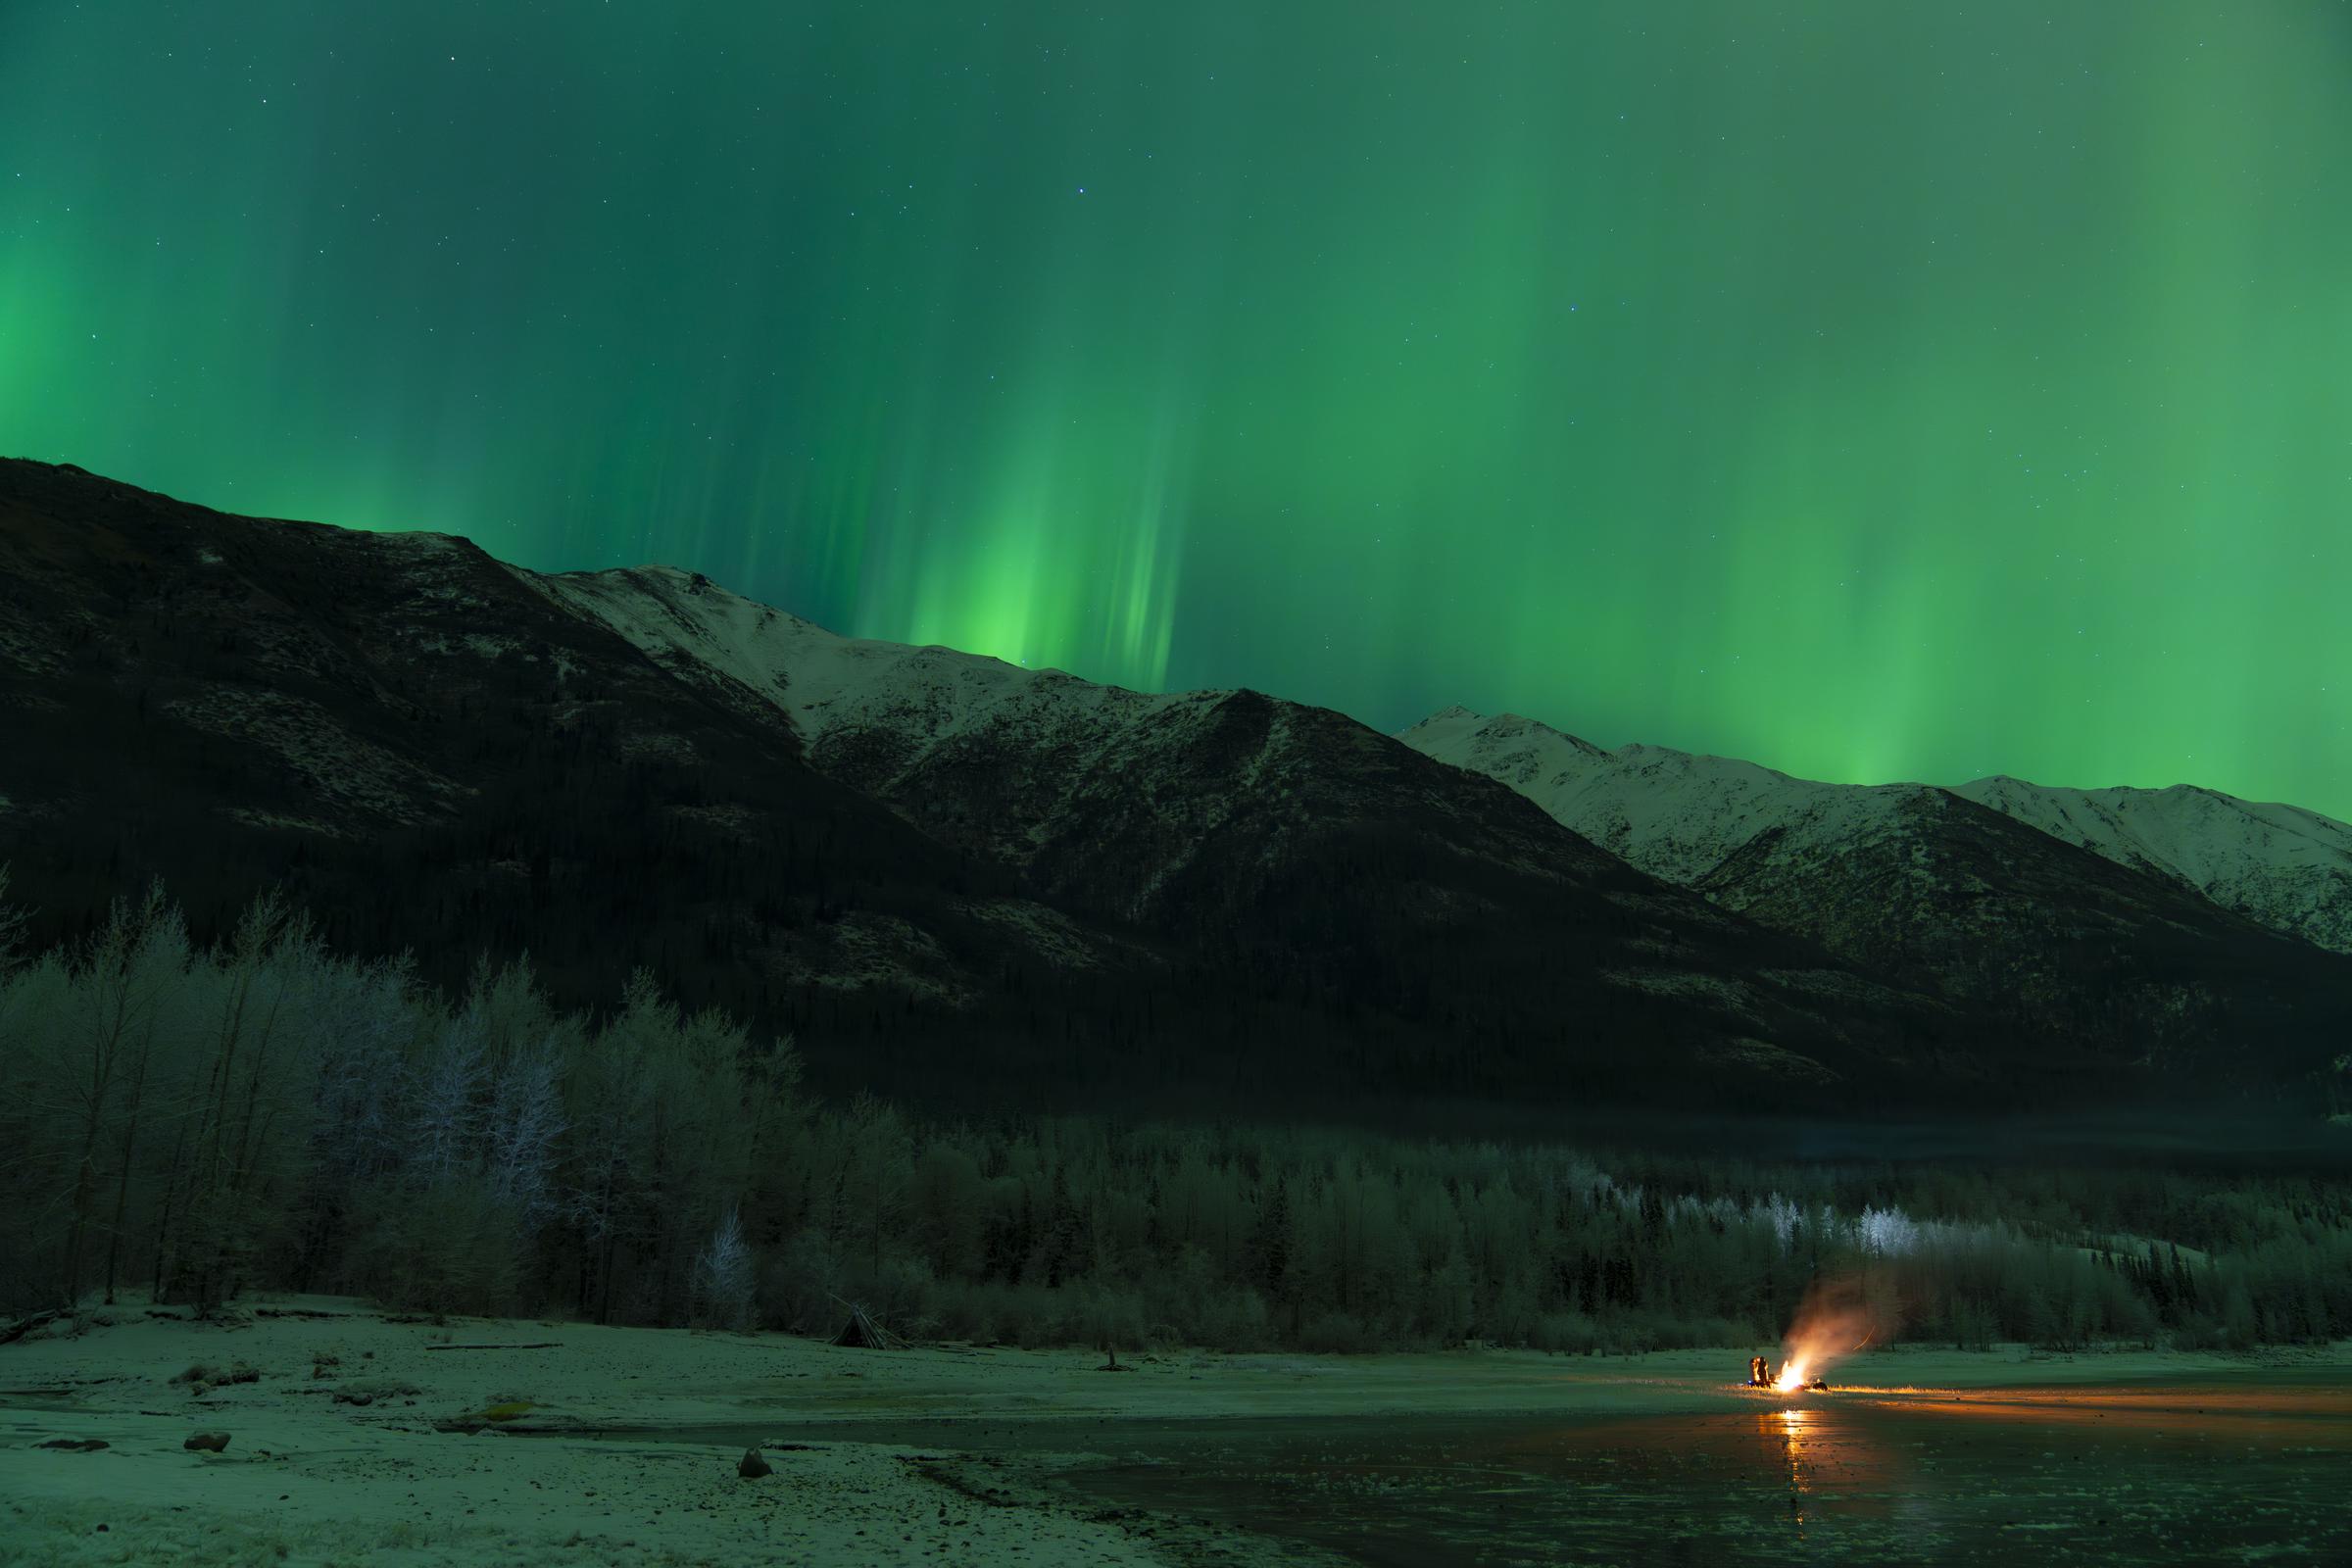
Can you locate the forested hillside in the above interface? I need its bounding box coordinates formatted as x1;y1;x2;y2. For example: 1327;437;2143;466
7;882;2347;1350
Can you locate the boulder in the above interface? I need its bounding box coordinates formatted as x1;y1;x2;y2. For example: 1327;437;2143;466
184;1431;230;1453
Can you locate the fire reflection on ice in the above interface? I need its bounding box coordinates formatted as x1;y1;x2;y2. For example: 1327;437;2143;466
1771;1408;1813;1532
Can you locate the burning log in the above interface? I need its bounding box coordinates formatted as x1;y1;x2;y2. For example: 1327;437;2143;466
1773;1361;1829;1393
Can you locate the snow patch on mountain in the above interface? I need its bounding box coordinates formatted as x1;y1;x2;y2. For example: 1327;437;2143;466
537;565;1308;915
1399;707;1946;888
539;569;1663;925
1952;776;2352;954
536;564;1196;754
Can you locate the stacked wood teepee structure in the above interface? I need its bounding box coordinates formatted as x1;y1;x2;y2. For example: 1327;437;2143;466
829;1299;904;1348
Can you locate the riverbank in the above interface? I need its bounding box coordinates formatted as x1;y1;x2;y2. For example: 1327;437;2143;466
3;1297;2343;1566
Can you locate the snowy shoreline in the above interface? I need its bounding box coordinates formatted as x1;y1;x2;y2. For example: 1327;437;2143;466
5;1297;2344;1566
0;1296;1284;1568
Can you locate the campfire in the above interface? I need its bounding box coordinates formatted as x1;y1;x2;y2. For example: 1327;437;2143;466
1752;1276;1884;1394
1773;1359;1826;1394
1745;1354;1826;1391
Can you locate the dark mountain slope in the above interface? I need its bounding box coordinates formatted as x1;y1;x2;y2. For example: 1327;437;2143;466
0;460;1971;1112
1404;709;2352;1094
12;459;2329;1114
0;458;1101;1052
550;565;2248;1109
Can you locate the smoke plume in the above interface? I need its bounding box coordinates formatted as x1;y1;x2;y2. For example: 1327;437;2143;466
1775;1274;1894;1389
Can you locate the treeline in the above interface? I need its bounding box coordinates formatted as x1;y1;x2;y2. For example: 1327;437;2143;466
4;882;2348;1351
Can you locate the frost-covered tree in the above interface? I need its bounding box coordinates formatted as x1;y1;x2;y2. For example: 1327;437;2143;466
835;1094;913;1274
485;1045;565;1236
411;1013;488;1182
564;970;677;1323
11;881;2352;1350
45;885;187;1306
305;964;414;1190
691;1203;755;1330
155;894;331;1309
1856;1206;1921;1257
289;960;416;1288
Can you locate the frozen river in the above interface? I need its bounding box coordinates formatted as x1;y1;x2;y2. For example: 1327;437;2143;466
1054;1371;2352;1565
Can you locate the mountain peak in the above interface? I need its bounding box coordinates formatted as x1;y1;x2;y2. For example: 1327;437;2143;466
1415;708;2352;959
1402;704;1609;760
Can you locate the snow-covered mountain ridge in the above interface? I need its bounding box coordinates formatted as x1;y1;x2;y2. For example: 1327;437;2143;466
9;460;2003;1113
535;563;2009;1103
1402;707;2352;956
8;454;2341;1110
1951;776;2352;956
538;564;1322;916
541;563;2351;1096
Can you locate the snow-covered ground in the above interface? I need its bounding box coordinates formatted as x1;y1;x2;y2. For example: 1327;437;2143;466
0;1297;1282;1567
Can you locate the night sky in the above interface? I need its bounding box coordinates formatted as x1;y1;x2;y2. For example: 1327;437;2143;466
7;3;2349;812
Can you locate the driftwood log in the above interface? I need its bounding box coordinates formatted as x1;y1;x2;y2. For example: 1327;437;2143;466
0;1310;64;1347
420;1342;561;1352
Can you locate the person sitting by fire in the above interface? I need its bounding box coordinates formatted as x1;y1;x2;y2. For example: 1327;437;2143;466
1748;1355;1768;1388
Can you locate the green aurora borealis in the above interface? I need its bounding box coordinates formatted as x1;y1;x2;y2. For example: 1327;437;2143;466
5;3;2350;811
